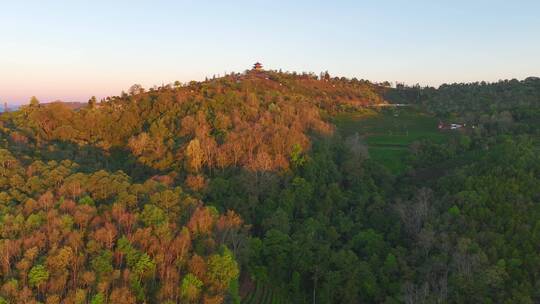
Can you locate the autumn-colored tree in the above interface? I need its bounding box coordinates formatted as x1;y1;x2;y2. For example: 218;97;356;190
109;287;136;304
185;174;207;191
29;96;40;107
88;96;97;109
186;138;205;172
188;206;217;235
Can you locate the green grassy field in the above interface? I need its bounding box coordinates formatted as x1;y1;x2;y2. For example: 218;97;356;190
334;107;450;174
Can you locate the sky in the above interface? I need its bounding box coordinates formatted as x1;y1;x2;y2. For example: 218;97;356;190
1;0;539;105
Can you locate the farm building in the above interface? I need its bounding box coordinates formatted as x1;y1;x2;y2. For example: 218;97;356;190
438;121;465;130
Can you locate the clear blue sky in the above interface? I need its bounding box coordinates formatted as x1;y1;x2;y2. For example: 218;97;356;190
1;0;539;104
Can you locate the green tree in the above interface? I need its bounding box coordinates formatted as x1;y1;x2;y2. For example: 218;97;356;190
140;204;167;227
90;293;105;304
117;236;140;267
91;250;113;277
290;143;306;168
28;264;49;288
180;273;203;302
207;247;239;290
133;253;156;279
78;195;95;206
29;96;40;107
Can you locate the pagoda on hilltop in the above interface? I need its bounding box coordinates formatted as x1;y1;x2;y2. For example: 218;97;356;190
253;62;263;70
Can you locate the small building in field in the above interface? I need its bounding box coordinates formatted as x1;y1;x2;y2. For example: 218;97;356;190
438;121;465;130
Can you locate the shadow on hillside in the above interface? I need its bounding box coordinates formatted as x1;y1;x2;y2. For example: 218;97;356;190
8;138;157;182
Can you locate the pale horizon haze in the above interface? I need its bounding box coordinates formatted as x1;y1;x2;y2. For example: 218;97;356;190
1;0;539;105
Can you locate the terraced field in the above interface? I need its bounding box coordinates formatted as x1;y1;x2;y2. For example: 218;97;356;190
334;107;451;173
242;282;288;304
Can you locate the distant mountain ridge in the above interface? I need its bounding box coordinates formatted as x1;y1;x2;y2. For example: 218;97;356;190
42;101;86;110
0;105;19;113
1;101;86;113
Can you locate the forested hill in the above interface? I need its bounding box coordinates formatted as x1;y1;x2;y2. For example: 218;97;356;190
1;70;539;304
0;70;386;175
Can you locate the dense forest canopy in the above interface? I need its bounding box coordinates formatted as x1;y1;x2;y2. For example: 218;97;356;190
387;77;540;114
0;69;539;303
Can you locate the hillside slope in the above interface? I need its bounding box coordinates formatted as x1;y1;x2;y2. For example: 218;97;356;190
1;70;387;175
